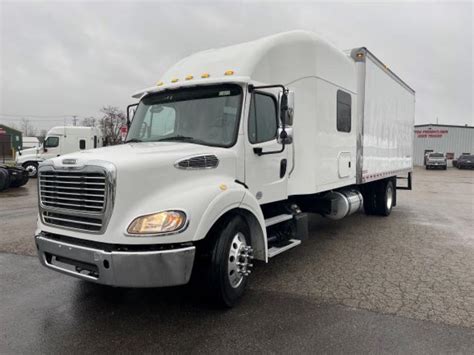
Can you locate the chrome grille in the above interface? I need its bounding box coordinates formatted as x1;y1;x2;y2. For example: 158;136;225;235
38;164;115;234
39;171;106;212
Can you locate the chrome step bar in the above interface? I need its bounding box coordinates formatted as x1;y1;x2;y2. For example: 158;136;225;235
268;239;301;258
265;214;293;227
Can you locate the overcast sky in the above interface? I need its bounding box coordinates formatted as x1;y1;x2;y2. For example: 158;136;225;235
0;0;472;131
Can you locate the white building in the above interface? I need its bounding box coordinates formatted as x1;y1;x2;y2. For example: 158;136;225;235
414;124;474;166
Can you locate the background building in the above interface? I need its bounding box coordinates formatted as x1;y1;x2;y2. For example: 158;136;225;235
414;124;474;166
0;124;23;162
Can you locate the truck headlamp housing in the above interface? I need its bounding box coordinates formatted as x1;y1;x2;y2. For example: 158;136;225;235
127;211;187;235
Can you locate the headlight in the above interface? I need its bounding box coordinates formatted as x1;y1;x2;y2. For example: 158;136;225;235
127;210;187;235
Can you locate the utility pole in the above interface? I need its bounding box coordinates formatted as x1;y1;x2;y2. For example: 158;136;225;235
72;115;77;126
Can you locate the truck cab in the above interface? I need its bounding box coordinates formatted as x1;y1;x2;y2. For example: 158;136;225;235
17;126;102;177
34;31;414;307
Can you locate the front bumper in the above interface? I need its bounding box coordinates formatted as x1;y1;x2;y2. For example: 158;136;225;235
427;162;446;167
35;234;196;287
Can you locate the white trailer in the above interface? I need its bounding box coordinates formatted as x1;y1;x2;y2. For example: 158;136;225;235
16;126;102;177
34;31;414;306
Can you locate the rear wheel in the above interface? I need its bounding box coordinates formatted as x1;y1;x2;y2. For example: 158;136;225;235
0;168;10;191
206;215;253;307
375;179;394;216
23;162;38;178
363;179;395;216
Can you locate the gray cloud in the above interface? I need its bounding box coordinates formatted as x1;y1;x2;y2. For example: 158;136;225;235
0;1;472;131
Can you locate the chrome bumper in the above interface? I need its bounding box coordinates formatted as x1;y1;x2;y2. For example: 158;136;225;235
35;234;196;287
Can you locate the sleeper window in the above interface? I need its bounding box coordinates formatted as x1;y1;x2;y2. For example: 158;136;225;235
79;139;86;150
248;93;278;144
337;90;351;133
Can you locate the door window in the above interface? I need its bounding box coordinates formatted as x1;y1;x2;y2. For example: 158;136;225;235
44;136;59;148
248;93;278;144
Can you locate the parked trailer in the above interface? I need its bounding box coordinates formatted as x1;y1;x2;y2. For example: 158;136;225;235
34;31;414;306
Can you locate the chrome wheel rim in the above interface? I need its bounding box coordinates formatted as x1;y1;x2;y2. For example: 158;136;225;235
386;184;393;210
26;165;37;177
227;232;253;288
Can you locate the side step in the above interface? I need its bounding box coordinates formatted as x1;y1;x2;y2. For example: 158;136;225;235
268;239;301;258
265;214;293;227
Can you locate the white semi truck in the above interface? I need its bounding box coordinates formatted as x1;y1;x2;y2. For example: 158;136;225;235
35;31;414;306
17;126;102;177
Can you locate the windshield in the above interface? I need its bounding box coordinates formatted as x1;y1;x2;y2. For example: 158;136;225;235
429;153;444;158
459;155;474;160
127;84;243;147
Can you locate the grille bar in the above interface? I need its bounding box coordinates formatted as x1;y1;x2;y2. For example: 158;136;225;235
43;211;103;231
40;184;105;192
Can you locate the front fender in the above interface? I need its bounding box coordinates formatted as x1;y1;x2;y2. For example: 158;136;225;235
194;187;268;262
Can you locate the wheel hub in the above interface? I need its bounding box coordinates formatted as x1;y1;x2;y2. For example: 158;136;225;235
228;232;254;288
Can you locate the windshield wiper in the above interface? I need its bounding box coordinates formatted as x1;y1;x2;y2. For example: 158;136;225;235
156;136;208;146
125;138;142;143
157;135;194;142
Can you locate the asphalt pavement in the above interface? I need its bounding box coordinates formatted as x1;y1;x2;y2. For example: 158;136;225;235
1;167;473;353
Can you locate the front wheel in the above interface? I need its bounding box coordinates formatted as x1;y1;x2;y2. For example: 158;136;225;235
23;162;38;178
206;215;253;307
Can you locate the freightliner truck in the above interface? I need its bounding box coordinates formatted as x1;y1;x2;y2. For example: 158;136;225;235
17;126;103;178
35;31;415;306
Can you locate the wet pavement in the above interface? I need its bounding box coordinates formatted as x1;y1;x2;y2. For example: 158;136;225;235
1;167;473;353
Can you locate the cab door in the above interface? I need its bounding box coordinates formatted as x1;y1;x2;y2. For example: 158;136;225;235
244;91;289;204
41;135;61;159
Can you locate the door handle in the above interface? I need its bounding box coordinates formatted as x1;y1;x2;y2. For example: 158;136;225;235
280;159;287;178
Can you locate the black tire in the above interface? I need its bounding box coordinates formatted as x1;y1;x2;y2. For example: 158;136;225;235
0;169;10;191
443;166;447;170
362;183;377;215
374;179;394;216
206;215;252;308
10;174;29;188
23;162;38;178
425;166;429;170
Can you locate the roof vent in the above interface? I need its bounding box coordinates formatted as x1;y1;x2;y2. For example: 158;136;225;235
175;155;219;170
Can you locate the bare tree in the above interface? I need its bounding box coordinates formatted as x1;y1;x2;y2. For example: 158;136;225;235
99;106;126;146
37;129;48;144
81;117;97;127
20;118;37;136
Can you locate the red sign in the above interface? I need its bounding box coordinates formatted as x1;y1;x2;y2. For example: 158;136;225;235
415;129;448;138
120;125;128;141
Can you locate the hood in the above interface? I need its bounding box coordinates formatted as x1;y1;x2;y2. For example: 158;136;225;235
48;142;235;169
16;147;40;162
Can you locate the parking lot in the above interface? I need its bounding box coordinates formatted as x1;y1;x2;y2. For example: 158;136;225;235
1;167;473;353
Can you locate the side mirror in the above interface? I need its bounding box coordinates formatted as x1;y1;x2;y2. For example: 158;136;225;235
278;127;293;145
127;103;138;128
43;147;48;153
279;90;295;126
